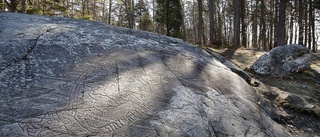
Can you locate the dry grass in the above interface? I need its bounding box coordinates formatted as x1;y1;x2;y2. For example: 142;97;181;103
220;49;320;115
210;48;320;135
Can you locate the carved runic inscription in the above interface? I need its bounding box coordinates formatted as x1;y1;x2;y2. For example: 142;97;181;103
19;55;157;136
103;107;149;133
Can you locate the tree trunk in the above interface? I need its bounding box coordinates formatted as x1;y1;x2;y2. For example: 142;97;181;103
42;0;45;15
86;0;90;15
261;0;266;50
108;0;112;24
102;0;106;21
289;14;294;44
298;0;303;45
294;23;298;43
165;1;170;36
304;1;308;48
180;0;186;40
311;0;316;52
82;0;86;17
128;0;134;29
208;0;215;46
6;0;18;12
10;0;16;12
269;0;274;50
240;0;247;48
21;0;26;13
197;0;203;45
2;0;5;11
217;0;223;45
309;0;316;52
71;0;74;17
308;0;311;49
128;0;132;28
93;0;97;20
153;0;155;31
233;0;240;48
192;0;197;43
274;0;279;48
252;0;258;49
277;0;287;46
228;15;232;46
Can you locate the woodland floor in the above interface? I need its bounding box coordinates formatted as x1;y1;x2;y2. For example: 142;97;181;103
211;48;320;137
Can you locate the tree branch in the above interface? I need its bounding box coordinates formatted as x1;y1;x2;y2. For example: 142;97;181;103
5;0;10;7
28;0;33;5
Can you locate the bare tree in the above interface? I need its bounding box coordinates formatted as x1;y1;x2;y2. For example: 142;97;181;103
269;0;275;50
233;0;240;48
197;0;203;45
109;0;112;24
304;1;308;47
252;0;258;49
309;0;316;52
277;0;287;46
288;2;294;44
240;0;246;48
260;0;266;50
298;0;303;45
21;0;26;13
208;0;215;46
273;0;279;48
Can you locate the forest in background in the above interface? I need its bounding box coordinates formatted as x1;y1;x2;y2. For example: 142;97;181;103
1;0;320;52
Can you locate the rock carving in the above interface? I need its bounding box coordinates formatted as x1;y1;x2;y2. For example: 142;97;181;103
0;13;291;137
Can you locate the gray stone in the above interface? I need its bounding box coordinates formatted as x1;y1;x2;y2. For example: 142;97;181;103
0;13;291;137
251;44;312;77
204;49;252;84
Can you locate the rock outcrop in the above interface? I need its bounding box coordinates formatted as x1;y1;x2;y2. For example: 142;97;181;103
251;44;312;77
0;13;291;137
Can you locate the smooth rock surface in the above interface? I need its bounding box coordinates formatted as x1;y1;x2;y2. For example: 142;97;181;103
0;13;291;137
251;44;312;77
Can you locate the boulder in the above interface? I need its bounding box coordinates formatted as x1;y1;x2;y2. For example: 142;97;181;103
251;44;312;77
0;13;291;137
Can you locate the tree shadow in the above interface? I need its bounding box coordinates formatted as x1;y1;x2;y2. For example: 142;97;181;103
221;49;237;59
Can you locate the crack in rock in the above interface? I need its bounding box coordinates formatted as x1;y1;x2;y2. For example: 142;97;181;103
23;28;56;61
0;28;55;72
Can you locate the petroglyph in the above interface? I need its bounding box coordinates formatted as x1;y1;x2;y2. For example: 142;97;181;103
16;51;163;136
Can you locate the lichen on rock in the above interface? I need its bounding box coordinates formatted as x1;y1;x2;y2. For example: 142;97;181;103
251;44;312;77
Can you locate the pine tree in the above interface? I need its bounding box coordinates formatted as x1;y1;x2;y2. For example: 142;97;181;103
135;0;152;31
156;0;183;38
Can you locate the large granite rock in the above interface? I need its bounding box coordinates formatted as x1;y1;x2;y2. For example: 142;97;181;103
251;44;312;77
0;13;291;137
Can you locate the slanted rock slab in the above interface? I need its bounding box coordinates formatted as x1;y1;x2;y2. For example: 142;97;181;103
0;13;291;137
251;44;312;77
